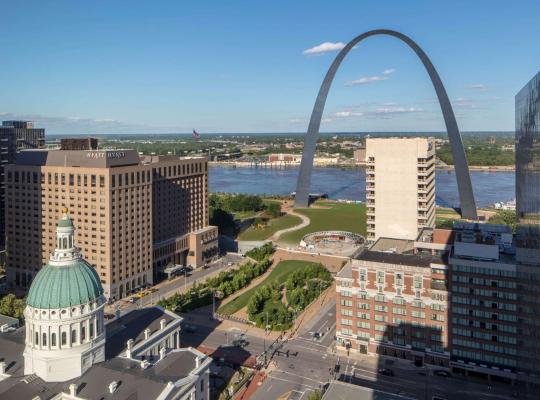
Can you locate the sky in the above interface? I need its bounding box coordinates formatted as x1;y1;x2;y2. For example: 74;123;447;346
1;0;540;135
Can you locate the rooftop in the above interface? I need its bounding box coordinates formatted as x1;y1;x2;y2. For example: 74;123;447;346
322;380;411;400
369;237;414;254
336;261;353;279
356;249;443;268
0;308;205;400
105;307;179;359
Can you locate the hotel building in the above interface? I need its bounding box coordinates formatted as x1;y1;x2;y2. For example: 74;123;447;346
5;147;218;299
336;229;452;367
365;137;436;242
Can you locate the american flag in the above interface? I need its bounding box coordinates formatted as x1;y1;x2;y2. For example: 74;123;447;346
192;129;201;140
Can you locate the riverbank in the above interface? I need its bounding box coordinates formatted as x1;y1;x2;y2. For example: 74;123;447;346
209;165;516;208
209;161;515;171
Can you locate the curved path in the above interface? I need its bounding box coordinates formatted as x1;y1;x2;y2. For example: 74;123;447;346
295;29;477;219
270;210;310;242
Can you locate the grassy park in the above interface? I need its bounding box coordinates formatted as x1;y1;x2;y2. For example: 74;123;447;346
216;260;319;316
280;201;366;244
238;214;302;241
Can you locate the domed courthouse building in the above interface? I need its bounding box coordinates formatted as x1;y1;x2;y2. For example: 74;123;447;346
0;209;211;399
24;209;106;381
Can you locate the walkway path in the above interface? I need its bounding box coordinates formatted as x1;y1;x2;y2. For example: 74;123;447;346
270;209;310;242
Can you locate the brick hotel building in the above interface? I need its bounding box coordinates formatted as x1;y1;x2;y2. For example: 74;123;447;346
336;223;540;384
336;229;452;367
5;147;218;300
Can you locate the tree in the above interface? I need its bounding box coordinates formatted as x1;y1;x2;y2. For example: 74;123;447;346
488;210;517;232
308;390;322;400
0;294;25;320
265;202;281;218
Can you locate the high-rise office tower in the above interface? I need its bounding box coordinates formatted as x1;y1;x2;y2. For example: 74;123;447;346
0;121;45;246
516;71;540;227
5;146;218;299
365;137;436;242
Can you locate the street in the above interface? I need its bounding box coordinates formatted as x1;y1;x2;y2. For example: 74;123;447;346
106;254;244;314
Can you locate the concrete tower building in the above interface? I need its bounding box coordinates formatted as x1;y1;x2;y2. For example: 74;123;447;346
23;209;106;382
365;137;436;242
0;121;45;246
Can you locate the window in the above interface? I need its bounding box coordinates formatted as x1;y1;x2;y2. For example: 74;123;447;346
341;318;353;326
61;332;67;346
81;326;86;342
359;269;367;282
395;272;403;286
377;271;385;284
414;275;423;289
35;332;39;345
51;333;56;346
201;380;204;393
42;333;47;346
72;329;77;344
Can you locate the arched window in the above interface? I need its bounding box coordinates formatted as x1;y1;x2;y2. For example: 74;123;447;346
96;318;100;335
51;332;56;347
35;332;39;345
42;333;47;346
89;321;94;339
61;331;67;346
71;329;77;344
81;326;86;342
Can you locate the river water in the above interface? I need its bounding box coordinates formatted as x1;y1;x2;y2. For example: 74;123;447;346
209;166;515;208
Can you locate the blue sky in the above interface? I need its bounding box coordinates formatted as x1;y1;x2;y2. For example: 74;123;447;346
1;0;539;134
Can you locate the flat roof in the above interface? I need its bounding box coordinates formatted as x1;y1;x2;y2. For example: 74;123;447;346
356;249;444;268
370;237;414;254
322;380;414;400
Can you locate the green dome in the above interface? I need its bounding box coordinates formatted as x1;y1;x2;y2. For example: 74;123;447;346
27;259;103;309
57;218;74;228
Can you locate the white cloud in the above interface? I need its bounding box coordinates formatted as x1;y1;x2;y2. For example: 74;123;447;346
466;84;488;91
302;42;346;55
346;76;389;86
345;69;396;86
371;107;423;115
333;111;364;118
324;106;423;122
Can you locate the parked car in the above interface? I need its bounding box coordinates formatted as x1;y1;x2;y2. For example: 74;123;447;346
378;368;394;376
104;313;115;320
434;370;450;378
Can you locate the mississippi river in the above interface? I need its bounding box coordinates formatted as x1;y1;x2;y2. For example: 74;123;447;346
209;166;515;208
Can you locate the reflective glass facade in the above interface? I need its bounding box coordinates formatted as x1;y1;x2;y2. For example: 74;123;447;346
516;71;540;226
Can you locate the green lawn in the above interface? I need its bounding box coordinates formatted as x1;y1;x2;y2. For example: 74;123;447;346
279;201;366;244
217;260;319;315
238;214;302;241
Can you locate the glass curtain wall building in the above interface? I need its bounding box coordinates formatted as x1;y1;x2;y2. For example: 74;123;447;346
516;71;540;227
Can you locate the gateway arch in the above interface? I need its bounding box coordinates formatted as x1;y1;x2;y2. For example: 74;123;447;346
294;29;477;220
